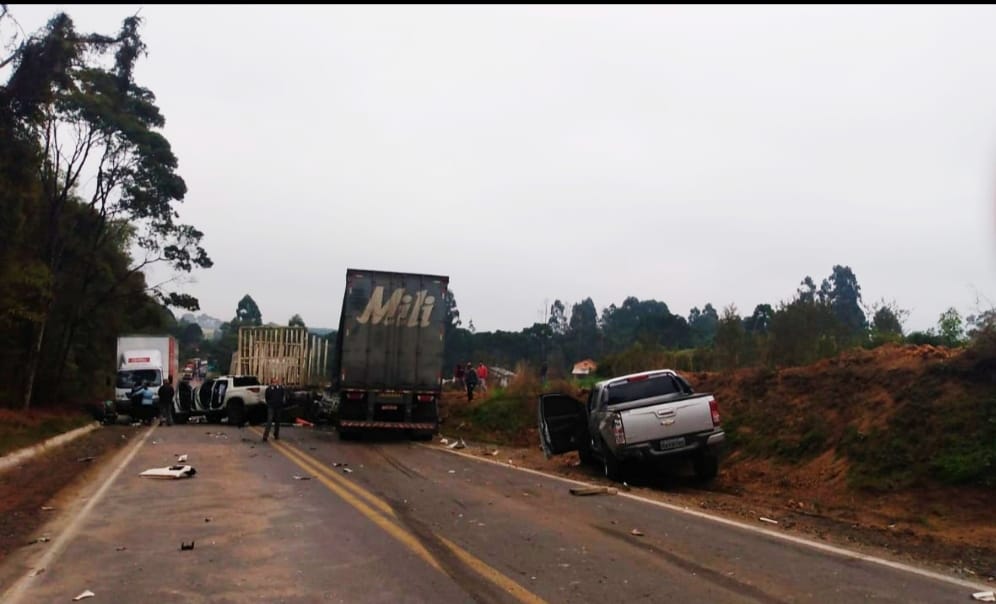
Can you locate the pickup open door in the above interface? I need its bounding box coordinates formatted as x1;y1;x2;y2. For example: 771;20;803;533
538;394;587;458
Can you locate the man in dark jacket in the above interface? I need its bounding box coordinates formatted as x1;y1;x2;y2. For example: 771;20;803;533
157;376;175;426
262;377;286;442
464;362;478;402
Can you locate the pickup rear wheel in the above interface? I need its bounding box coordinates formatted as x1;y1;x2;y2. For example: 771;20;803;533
601;442;623;482
692;451;719;482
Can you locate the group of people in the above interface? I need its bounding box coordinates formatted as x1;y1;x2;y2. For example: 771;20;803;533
454;362;489;402
129;377;176;426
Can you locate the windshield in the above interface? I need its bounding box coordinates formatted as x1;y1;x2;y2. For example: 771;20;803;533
116;369;162;389
607;375;681;406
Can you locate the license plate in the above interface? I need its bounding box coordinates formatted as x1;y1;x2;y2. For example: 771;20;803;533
380;405;398;411
660;437;685;450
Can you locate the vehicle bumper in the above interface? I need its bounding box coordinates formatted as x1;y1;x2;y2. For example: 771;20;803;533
617;429;726;461
338;420;437;431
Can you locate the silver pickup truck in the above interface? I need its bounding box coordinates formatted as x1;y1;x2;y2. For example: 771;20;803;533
539;369;725;482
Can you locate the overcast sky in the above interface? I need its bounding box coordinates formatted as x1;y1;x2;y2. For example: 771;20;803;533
7;5;996;333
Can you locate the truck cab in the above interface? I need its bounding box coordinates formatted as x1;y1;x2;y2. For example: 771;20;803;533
114;349;165;413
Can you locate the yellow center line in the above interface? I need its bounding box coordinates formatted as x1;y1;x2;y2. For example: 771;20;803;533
248;427;548;604
250;430;442;572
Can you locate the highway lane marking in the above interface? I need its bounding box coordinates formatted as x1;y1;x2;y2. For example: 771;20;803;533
425;444;993;593
1;425;157;604
251;428;547;604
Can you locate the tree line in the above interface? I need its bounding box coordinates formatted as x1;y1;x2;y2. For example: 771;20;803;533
0;8;211;409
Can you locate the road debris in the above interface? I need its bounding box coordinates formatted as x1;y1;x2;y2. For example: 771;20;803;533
447;438;467;450
180;541;195;551
973;591;996;602
204;518;211;523
176;454;188;463
41;506;55;511
140;465;197;479
759;517;779;525
116;546;127;551
73;590;96;601
189;415;207;423
342;468;354;474
332;462;348;467
295;418;315;428
440;438;449;445
29;536;50;544
77;456;95;463
569;486;618;496
630;529;644;537
448;470;456;474
30;567;44;576
293;475;312;480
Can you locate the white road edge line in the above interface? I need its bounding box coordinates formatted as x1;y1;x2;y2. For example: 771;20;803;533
422;444;991;592
1;425;156;604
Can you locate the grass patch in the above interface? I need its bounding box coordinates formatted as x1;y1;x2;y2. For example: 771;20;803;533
0;408;93;457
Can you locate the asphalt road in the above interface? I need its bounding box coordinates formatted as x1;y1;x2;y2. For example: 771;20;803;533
0;424;987;603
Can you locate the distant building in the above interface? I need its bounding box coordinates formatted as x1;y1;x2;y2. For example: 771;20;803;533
572;359;598;376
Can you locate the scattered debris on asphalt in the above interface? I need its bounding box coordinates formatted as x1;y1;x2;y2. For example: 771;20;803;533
116;546;127;551
176;454;188;463
342;468;353;474
180;541;195;551
569;486;618;496
447;438;467;450
140;465;197;479
440;438;449;445
973;591;996;602
631;529;644;537
448;470;456;474
30;567;44;576
332;462;348;467
293;475;312;481
77;456;95;463
295;418;315;428
189;416;207;424
204;518;211;523
73;590;96;601
41;506;55;511
759;517;779;525
29;536;50;544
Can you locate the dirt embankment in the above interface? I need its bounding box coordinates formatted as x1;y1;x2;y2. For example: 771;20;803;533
0;425;137;562
438;344;996;580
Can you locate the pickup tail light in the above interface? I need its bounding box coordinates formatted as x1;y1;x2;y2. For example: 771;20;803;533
710;398;721;426
612;413;626;445
416;394;434;403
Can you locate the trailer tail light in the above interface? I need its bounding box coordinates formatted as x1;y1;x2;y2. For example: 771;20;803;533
416;394;434;403
612;413;626;445
710;398;721;426
345;391;364;400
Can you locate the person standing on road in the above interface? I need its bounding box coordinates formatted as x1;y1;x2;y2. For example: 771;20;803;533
262;377;286;442
464;362;478;402
157;376;175;426
476;362;488;393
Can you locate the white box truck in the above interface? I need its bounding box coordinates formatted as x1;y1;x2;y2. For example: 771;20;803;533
114;335;178;419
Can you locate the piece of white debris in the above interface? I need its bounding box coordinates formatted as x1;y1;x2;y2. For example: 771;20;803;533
140;465;197;479
447;438;466;450
41;506;55;511
631;529;644;537
293;475;311;481
30;567;44;577
448;470;456;474
973;591;996;602
759;517;779;525
342;468;353;474
440;438;449;445
73;590;96;601
176;454;188;463
488;449;500;456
